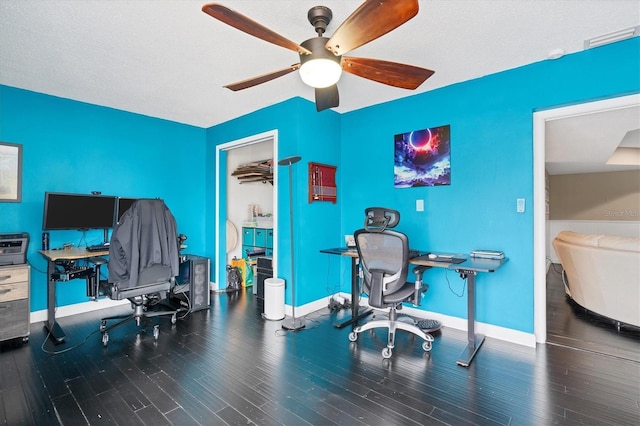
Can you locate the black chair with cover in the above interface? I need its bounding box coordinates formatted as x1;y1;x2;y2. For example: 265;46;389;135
99;199;182;346
348;207;434;358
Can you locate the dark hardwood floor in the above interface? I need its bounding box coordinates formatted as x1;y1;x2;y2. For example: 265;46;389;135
1;284;639;425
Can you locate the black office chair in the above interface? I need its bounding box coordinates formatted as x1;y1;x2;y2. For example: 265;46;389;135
99;199;183;347
348;207;434;359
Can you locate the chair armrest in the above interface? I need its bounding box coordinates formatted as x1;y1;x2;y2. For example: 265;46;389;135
368;269;385;308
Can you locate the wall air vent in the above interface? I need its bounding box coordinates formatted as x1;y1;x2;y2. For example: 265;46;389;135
584;26;639;49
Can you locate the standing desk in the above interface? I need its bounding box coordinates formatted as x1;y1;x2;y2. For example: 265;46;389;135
321;247;507;367
319;247;370;328
412;255;508;366
39;248;109;344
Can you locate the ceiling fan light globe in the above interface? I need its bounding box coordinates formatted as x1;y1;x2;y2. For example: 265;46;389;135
299;59;342;88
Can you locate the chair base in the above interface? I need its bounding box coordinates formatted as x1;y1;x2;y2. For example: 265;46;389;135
349;308;434;359
100;296;181;347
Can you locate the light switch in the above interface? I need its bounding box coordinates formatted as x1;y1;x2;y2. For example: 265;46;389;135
416;199;424;212
517;198;525;213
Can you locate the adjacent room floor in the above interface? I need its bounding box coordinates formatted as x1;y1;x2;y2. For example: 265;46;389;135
1;283;639;425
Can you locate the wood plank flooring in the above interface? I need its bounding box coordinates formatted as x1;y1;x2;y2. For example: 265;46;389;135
1;281;639;425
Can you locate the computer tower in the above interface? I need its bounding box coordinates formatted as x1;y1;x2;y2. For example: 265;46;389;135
173;254;210;312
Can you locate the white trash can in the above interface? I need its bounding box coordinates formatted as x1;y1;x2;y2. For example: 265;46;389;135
264;277;285;320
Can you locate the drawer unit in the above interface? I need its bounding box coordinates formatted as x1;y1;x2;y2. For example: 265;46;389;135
0;264;30;343
242;226;274;259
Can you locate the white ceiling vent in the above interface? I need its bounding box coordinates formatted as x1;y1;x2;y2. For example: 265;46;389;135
584;26;639;49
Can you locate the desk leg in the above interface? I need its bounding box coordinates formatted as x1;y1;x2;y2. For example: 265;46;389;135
456;271;484;367
334;257;372;328
44;260;66;344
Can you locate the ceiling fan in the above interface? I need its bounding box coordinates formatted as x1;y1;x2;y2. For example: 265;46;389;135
202;0;435;112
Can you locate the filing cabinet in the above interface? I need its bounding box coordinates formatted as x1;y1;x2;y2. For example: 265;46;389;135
0;264;30;343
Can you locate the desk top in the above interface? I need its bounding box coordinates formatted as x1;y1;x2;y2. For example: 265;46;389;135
39;248;109;261
449;257;508;273
321;247;508;272
320;247;358;257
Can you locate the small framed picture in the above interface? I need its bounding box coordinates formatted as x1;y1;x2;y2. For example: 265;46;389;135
0;142;23;202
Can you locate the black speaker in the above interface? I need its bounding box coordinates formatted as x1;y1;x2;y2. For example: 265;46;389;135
256;256;273;300
173;255;210;312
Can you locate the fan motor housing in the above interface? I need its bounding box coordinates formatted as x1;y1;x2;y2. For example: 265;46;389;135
299;37;341;64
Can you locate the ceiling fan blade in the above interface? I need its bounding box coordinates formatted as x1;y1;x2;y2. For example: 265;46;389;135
325;0;419;56
224;64;301;91
342;57;434;89
202;3;311;55
315;85;340;111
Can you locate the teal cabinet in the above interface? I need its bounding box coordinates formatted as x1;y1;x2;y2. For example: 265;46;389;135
242;226;273;259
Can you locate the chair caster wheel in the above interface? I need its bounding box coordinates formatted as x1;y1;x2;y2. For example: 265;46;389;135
100;320;106;332
102;333;109;347
153;325;160;340
171;313;177;324
382;347;393;359
348;332;358;342
422;340;432;352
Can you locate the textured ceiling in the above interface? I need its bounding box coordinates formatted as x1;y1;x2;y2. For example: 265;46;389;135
1;0;638;129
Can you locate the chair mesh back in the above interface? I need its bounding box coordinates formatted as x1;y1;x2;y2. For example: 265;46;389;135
355;229;408;297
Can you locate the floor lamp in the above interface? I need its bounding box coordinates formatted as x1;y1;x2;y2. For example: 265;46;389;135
278;155;305;331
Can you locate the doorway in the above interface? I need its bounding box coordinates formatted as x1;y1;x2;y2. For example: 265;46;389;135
533;93;640;344
215;130;279;289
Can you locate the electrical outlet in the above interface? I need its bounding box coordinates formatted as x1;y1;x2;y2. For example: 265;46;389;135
416;199;424;212
517;198;525;213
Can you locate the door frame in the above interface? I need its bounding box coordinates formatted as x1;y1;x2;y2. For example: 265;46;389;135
532;93;639;343
215;130;279;288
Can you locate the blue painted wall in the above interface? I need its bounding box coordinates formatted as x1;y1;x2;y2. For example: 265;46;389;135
339;38;640;333
0;86;206;311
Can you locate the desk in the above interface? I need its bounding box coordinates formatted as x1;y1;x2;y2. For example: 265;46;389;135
412;255;507;367
39;248;109;344
321;247;507;367
319;248;368;328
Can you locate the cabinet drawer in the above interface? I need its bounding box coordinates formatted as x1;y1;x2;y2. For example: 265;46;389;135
242;228;255;246
0;298;30;341
266;229;274;249
254;228;267;247
0;267;29;285
0;281;28;302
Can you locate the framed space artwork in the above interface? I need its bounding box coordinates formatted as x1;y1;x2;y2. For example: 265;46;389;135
394;124;450;188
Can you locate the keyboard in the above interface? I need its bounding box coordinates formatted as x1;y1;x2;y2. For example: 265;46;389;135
87;244;109;252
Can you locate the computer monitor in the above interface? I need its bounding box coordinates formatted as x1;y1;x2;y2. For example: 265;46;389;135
42;192;117;230
116;197;162;223
116;197;138;223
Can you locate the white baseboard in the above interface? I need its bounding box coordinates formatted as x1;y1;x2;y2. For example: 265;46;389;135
338;292;536;348
285;296;331;317
30;299;129;324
